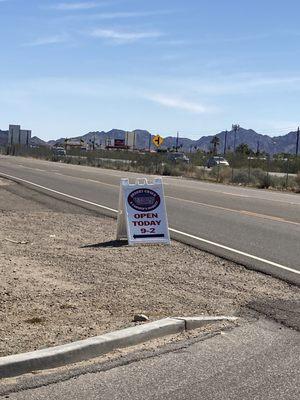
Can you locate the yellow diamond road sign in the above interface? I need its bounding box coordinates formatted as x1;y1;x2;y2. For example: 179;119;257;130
153;134;164;147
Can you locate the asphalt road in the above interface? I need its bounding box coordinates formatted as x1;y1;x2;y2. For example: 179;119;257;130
0;156;299;283
6;319;300;400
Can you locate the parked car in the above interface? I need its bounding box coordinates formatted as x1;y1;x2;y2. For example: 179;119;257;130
52;147;66;156
206;156;229;168
167;152;190;163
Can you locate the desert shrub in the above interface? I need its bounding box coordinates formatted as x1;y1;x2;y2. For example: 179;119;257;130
218;167;231;183
210;166;231;183
255;175;272;189
194;168;206;180
61;156;75;164
76;158;83;165
251;168;271;188
251;168;266;181
162;163;182;176
231;169;253;185
295;172;300;192
180;164;196;178
161;163;172;176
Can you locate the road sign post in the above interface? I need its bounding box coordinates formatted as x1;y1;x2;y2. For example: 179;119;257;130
116;178;170;245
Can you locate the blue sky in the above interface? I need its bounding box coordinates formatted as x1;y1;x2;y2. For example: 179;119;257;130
1;0;300;140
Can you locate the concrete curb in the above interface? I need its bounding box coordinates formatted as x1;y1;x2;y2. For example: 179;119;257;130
175;316;237;331
0;316;236;379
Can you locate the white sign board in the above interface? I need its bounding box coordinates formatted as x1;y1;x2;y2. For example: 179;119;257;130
116;178;170;245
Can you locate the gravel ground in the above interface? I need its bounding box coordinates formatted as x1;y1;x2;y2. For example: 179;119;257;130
0;178;299;357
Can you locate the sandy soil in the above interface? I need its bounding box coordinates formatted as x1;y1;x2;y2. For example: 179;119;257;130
0;178;299;356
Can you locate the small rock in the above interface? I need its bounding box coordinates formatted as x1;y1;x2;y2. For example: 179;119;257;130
25;317;45;324
133;314;149;322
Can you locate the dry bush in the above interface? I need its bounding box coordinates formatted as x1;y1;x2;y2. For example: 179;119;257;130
295;172;300;192
218;167;231;183
194;168;206;180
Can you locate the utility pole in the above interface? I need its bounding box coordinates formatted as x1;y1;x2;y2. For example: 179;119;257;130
296;126;299;156
223;130;228;155
232;124;240;152
285;156;290;187
176;131;179;152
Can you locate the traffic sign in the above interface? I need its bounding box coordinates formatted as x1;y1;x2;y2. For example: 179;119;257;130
116;178;170;245
152;134;164;147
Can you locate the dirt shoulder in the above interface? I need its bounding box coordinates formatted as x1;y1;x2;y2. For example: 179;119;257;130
0;178;299;357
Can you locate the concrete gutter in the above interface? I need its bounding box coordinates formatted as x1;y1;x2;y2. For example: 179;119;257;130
0;316;236;379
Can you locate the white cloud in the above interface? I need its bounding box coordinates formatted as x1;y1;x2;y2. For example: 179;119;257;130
0;77;130;98
56;9;173;21
51;2;101;10
90;28;162;43
145;94;212;114
174;75;300;96
91;11;156;19
24;35;68;47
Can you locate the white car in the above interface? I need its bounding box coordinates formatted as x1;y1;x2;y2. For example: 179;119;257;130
206;156;229;168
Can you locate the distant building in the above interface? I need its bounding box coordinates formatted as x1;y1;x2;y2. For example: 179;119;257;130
103;132;135;150
105;138;129;150
0;129;8;146
8;125;31;146
125;132;135;149
64;139;86;151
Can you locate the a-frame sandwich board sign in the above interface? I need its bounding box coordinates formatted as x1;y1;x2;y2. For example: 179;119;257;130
116;177;170;246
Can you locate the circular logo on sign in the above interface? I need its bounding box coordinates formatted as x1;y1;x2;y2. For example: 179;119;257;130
127;188;161;212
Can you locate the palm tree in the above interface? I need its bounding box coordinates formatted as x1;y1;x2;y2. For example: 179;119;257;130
211;136;220;155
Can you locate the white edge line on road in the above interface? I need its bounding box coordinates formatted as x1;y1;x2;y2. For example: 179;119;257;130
169;228;299;275
0;173;117;214
1;172;299;277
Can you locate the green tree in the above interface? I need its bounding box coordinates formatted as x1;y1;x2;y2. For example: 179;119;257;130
236;143;252;155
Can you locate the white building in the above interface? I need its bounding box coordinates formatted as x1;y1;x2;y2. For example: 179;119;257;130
125;131;135;149
8;125;31;146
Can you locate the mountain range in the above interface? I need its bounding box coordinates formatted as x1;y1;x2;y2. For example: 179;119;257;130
1;127;299;155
